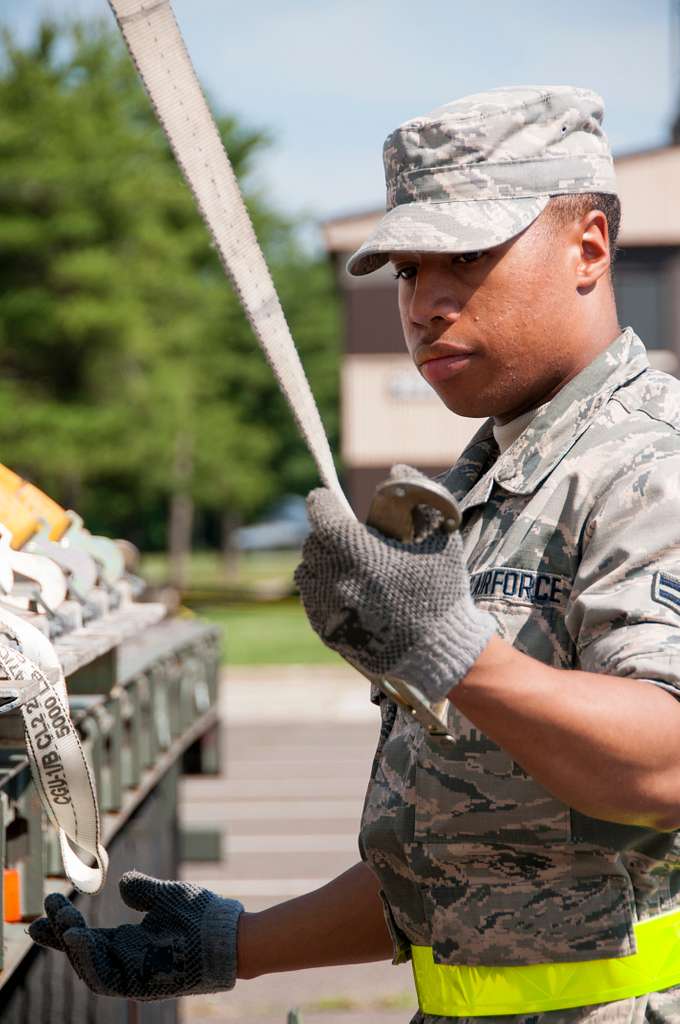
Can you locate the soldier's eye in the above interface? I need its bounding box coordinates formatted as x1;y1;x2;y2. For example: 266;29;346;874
455;251;485;264
393;266;417;281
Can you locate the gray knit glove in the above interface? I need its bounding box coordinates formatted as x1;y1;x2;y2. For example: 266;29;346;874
294;466;495;701
28;871;243;1000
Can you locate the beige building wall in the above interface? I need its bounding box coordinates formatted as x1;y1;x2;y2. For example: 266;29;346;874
616;148;680;246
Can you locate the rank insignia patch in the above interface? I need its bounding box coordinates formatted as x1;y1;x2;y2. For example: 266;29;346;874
652;571;680;613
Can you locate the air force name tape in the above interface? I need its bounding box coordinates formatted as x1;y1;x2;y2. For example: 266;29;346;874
470;566;569;609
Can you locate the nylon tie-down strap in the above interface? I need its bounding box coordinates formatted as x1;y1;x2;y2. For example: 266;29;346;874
107;0;353;520
0;604;108;894
105;0;462;744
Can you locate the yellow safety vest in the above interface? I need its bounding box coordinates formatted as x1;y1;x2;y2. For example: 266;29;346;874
412;908;680;1017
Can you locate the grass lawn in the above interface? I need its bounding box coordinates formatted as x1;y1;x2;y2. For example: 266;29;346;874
198;601;344;665
141;550;343;664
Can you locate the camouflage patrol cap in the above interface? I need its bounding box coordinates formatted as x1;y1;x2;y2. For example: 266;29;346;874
347;85;617;276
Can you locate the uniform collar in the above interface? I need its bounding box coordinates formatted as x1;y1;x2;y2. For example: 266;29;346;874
442;327;649;508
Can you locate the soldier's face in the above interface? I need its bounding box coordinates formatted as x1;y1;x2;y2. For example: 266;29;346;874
390;213;588;421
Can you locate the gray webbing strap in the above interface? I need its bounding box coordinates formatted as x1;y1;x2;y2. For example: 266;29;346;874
106;0;461;741
0;605;107;893
107;0;353;518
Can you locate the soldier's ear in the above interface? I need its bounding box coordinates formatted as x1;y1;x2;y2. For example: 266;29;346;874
575;210;611;292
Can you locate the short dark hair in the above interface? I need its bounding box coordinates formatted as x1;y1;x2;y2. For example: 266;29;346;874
547;192;622;259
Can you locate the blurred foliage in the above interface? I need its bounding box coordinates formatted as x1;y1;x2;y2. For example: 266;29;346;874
140;548;300;589
0;19;340;549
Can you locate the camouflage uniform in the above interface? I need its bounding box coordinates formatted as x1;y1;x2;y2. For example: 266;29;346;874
359;328;680;1023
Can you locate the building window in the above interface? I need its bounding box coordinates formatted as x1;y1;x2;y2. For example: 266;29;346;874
614;250;671;351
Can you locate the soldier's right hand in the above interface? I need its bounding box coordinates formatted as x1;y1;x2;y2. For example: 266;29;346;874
295;466;496;702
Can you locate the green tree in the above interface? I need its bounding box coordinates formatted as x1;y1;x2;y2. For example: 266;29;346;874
0;19;340;577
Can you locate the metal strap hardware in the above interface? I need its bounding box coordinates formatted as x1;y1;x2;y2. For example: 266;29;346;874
0;483;97;600
366;477;462;740
367;477;462;542
0;524;68;615
0;465;124;588
0;465;72;542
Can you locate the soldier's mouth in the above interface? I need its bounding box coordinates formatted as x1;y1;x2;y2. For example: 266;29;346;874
420;354;473;384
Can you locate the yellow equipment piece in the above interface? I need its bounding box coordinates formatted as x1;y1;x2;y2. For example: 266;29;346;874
0;488;41;550
0;465;71;542
412;909;680;1016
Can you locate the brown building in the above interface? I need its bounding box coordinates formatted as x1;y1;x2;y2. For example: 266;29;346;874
323;146;680;518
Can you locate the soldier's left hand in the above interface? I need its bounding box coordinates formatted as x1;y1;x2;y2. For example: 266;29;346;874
28;871;243;1000
294;465;496;701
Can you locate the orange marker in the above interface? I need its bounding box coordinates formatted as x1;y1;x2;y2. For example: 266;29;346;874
3;868;21;922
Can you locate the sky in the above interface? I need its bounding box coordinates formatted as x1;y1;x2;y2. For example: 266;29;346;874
4;0;679;233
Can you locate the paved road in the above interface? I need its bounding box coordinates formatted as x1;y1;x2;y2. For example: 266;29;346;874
178;665;415;1024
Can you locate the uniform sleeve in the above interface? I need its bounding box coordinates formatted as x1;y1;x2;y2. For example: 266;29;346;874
564;453;680;695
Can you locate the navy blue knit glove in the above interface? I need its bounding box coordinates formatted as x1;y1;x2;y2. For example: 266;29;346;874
28;871;243;1000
